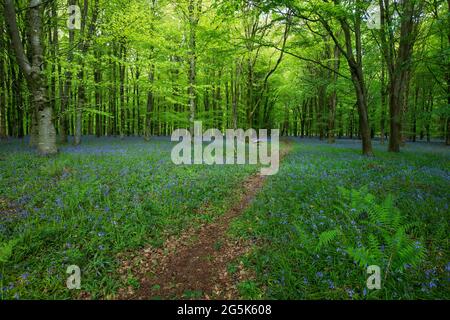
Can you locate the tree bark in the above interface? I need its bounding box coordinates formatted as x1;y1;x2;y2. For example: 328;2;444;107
4;0;57;155
188;0;201;133
446;0;450;145
74;0;99;145
232;61;240;130
380;0;421;152
0;20;7;139
145;63;155;141
328;44;340;144
380;59;387;144
119;44;126;138
320;0;373;155
60;0;76;143
94;49;102;137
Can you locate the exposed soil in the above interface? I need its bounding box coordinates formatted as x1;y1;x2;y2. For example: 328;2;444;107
117;141;292;300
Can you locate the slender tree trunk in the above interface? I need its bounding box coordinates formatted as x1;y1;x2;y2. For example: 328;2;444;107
188;0;200;134
94;50;102;137
74;0;99;145
74;65;85;145
301;99;307;138
400;69;411;146
246;57;253;128
411;85;418;142
224;79;229;130
317;86;325;140
380;0;420;152
136;63;141;136
380;59;387;144
426;88;433;142
60;0;76;143
15;70;24;138
0;19;6;139
446;0;450;145
119;44;126;138
48;6;57;136
328;44;340;144
215;69;222;129
232;62;239;130
145;63;155;140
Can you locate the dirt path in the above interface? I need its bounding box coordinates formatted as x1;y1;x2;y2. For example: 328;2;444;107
117;141;292;300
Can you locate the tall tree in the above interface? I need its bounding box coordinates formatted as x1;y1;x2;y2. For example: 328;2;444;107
317;0;374;155
4;0;57;154
380;0;423;152
60;0;76;143
145;0;158;141
328;43;340;144
185;0;202;133
0;13;6;139
74;0;100;146
446;0;450;145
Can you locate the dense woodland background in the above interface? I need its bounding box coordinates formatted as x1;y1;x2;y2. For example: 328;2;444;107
0;0;449;155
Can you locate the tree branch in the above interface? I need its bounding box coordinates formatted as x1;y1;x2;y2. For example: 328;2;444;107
4;0;32;78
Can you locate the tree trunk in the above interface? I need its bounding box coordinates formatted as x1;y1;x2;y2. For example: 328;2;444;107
119;44;126;138
380;59;387;144
446;0;450;145
232;61;239;130
94;49;102;137
136;63;141;136
188;0;200;133
411;85;419;142
74;66;84;145
320;0;373;155
74;0;100;145
301;99;307;138
60;0;76;143
0;23;6;139
380;0;420;152
328;44;340;144
5;0;57;154
145;63;155;141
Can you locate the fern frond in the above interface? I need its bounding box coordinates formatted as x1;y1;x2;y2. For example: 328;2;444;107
347;246;374;267
316;229;340;252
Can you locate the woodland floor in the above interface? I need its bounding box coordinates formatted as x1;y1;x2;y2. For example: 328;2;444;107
116;142;292;300
117;173;266;300
0;137;448;300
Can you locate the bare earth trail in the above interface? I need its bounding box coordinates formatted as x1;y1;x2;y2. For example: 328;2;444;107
117;141;293;300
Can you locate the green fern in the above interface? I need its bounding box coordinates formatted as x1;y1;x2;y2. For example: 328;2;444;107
318;187;426;281
346;247;375;267
0;239;18;264
316;229;340;252
367;234;382;262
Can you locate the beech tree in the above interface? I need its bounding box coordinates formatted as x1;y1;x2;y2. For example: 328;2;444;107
4;0;57;155
380;0;424;152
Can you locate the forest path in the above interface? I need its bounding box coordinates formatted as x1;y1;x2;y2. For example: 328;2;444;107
117;141;293;300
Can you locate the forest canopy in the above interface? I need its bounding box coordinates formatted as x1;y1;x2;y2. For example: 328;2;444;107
0;0;449;155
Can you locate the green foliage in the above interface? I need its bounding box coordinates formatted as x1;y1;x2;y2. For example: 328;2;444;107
231;140;449;300
325;187;426;276
0;138;257;299
316;229;339;252
237;280;262;300
0;239;18;264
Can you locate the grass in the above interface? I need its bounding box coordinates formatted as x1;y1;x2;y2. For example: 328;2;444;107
0;137;256;299
230;139;449;300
